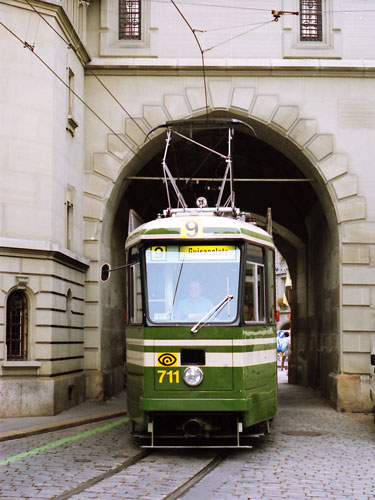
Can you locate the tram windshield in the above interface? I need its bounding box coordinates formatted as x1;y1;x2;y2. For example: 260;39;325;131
145;244;240;324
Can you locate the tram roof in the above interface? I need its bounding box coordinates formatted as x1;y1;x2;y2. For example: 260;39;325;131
125;212;274;249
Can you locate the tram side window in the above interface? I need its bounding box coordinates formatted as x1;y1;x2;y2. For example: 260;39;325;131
266;248;276;324
129;261;143;324
244;244;265;323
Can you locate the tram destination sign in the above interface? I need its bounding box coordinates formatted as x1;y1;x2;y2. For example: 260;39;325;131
179;245;236;260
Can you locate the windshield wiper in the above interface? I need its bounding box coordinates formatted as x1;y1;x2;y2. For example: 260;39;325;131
191;294;233;334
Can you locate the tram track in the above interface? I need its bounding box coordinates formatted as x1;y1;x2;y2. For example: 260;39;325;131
51;450;151;500
162;452;227;500
51;449;227;500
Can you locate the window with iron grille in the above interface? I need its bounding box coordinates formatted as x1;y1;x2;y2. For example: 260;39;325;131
6;291;28;360
300;0;323;41
119;0;141;40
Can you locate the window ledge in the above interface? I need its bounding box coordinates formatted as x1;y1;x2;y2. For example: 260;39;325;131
1;361;41;376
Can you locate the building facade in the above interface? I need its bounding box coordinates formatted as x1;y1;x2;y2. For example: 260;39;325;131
1;0;375;416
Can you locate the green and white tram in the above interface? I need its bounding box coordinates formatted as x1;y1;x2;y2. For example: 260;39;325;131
104;119;278;447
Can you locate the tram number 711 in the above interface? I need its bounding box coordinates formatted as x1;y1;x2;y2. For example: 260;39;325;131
157;369;180;384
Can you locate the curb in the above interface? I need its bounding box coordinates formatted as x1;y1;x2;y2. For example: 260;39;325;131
0;410;127;443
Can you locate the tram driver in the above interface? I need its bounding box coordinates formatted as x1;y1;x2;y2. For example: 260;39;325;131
175;280;213;321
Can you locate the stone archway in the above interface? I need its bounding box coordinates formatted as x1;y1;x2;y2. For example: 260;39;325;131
83;81;372;412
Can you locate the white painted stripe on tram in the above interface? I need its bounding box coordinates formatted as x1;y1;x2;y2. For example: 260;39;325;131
127;337;277;347
127;339;233;347
233;337;277;346
127;349;276;367
233;350;277;366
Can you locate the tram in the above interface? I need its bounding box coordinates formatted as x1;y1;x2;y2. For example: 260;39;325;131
103;119;278;447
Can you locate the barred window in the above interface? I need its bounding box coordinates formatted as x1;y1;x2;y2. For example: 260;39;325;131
6;291;28;360
119;0;141;40
300;0;323;41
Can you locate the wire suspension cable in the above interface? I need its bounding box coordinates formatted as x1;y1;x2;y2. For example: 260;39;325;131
204;19;275;53
170;0;209;117
23;0;149;139
169;3;298;114
0;20;138;157
197;20;275;33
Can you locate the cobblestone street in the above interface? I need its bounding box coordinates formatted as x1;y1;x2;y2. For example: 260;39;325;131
183;371;375;500
1;371;375;500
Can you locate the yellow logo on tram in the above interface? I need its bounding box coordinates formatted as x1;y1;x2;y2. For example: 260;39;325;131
157;353;178;367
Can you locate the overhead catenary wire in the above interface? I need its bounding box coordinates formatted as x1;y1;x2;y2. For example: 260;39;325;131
170;0;275;115
0;18;187;205
196;19;276;33
203;19;275;53
23;0;149;139
153;0;375;14
169;1;297;116
170;0;209;116
19;0;297;137
2;4;186;209
0;19;141;159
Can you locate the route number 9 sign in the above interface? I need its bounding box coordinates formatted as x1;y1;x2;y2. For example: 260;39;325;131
180;220;203;238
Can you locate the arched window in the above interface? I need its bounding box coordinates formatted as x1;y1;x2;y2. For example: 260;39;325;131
6;290;28;360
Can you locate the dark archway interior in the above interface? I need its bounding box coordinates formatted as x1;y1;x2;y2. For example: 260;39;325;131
109;121;340;404
123;127;318;244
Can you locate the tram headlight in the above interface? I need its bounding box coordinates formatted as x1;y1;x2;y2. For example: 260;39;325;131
183;366;203;387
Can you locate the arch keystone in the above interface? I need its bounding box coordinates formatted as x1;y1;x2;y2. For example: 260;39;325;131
251;95;278;122
143;105;169;128
230;87;255;111
208;80;232;109
288;119;317;147
164;94;191;120
271;105;298;131
306;134;333;162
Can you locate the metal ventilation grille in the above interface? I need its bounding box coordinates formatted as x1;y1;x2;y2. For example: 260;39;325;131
300;0;323;41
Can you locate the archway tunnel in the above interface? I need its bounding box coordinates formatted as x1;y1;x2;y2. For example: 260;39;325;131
106;113;340;406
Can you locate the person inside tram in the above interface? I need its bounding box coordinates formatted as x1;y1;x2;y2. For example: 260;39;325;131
175;280;213;321
244;303;255;321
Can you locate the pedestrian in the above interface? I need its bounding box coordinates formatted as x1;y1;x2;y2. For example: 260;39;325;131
277;330;285;367
280;331;290;371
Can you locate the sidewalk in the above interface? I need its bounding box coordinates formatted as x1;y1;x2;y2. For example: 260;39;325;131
0;390;127;442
